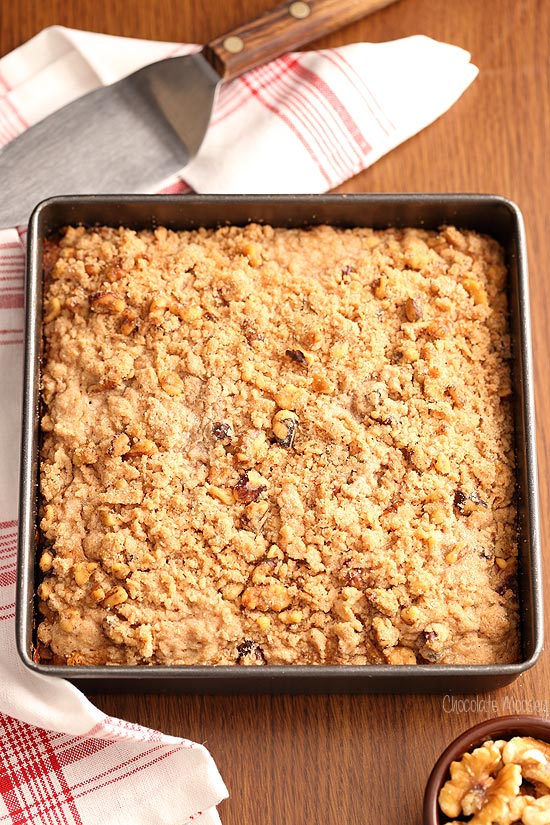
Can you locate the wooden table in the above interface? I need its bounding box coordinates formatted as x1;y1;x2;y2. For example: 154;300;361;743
2;1;549;822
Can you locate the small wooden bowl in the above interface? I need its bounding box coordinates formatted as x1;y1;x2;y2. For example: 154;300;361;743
423;714;550;825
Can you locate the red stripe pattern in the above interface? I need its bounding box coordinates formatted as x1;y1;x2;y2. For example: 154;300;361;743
210;52;376;189
0;714;201;825
0;716;86;825
0;522;18;622
0;236;24;349
0;96;27;148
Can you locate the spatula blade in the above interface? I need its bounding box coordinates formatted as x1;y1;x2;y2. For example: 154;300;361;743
0;53;221;229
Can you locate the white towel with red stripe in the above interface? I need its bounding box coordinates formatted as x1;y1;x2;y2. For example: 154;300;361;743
0;25;477;825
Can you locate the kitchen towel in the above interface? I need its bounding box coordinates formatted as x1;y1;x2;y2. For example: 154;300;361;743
0;26;479;197
0;25;478;825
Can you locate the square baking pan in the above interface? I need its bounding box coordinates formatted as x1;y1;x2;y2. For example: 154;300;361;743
16;193;543;694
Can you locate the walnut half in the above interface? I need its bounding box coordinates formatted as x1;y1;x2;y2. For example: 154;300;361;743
439;741;505;819
502;737;550;790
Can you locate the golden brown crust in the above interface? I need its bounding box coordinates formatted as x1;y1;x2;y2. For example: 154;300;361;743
37;223;519;666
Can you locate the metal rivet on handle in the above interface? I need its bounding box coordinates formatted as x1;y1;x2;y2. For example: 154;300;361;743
289;1;311;19
223;36;245;54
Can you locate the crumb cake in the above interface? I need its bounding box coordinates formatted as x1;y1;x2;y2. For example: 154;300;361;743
37;223;519;666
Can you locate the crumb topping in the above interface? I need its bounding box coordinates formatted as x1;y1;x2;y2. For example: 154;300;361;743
37;223;518;666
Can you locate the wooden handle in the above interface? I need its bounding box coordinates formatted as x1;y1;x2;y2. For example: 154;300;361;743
203;0;398;81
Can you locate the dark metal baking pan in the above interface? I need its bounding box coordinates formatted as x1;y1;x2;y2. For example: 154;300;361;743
17;194;543;694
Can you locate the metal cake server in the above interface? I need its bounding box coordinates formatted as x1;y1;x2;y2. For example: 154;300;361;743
0;0;397;229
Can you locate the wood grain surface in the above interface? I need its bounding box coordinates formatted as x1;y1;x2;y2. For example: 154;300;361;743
2;1;549;823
